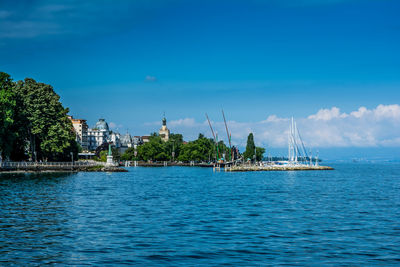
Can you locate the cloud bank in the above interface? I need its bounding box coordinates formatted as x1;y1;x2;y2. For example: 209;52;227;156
160;104;400;148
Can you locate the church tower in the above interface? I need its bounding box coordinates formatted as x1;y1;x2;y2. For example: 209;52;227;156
159;116;170;142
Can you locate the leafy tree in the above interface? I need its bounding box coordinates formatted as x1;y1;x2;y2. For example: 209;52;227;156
0;72;17;159
255;147;265;161
217;140;231;161
98;150;107;162
164;133;183;161
97;147;120;162
122;132;232;163
14;78;79;161
137;135;168;161
111;147;121;161
121;147;137;161
177;134;219;162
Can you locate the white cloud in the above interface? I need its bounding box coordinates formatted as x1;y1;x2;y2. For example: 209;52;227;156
350;106;370;118
349;105;400;120
373;104;400;120
169;118;196;127
308;107;348;120
262;115;289;123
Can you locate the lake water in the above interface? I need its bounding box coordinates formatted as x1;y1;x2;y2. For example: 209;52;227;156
1;163;400;265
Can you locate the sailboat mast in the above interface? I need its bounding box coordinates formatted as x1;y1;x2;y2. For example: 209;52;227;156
288;127;291;163
205;113;219;162
216;133;219;161
205;113;216;141
222;109;232;162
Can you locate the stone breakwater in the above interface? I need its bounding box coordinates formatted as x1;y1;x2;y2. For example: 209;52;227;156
225;165;334;172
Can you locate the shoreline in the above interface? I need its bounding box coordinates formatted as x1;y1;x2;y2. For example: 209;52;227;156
0;166;128;173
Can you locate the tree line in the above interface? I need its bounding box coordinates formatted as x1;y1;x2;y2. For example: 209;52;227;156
0;72;79;161
120;133;232;162
120;132;266;163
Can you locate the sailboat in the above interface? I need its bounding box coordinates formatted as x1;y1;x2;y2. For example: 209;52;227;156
287;117;313;166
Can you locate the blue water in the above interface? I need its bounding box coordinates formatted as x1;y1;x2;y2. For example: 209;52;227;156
1;163;400;265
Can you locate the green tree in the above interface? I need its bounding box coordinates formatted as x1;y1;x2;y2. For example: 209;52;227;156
121;147;137;161
98;150;107;162
243;133;265;162
137;135;168;161
243;133;256;161
14;78;79;161
0;72;17;159
255;147;265;161
177;134;218;162
165;133;183;161
98;147;120;162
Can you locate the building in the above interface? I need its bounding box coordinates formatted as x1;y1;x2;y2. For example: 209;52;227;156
110;132;122;148
68;116;89;151
88;118;110;151
121;133;133;148
159;117;170;142
141;136;151;143
133;136;144;146
116;132;134;154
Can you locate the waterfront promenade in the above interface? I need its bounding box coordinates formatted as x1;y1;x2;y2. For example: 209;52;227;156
0;161;126;172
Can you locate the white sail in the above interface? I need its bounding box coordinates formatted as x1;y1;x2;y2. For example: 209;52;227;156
288;118;311;166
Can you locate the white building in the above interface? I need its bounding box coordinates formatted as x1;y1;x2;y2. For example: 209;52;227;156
87;118;139;152
88;118;110;151
110;132;122;148
121;133;133;148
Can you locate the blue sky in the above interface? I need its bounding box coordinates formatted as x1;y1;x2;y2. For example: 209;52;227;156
1;0;400;156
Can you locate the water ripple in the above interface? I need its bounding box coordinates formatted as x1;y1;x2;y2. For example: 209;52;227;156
1;163;400;265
